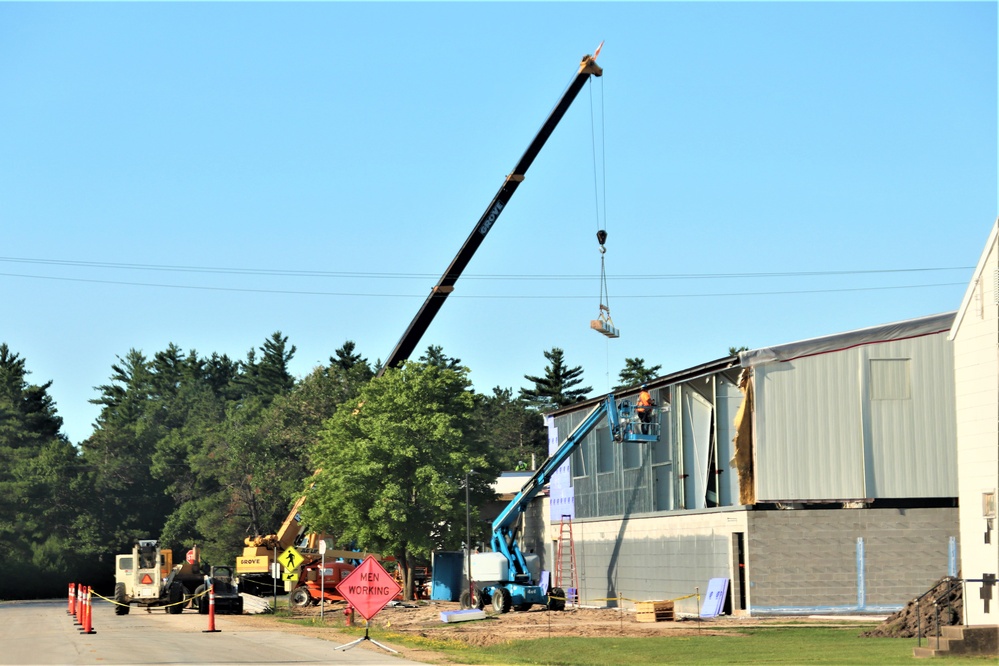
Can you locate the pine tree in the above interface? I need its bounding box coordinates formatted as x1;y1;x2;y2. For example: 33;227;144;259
519;348;592;410
419;345;463;371
330;340;367;371
615;357;662;391
240;332;297;401
473;387;547;470
0;344;88;597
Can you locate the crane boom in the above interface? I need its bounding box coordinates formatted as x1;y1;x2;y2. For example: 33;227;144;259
377;52;603;375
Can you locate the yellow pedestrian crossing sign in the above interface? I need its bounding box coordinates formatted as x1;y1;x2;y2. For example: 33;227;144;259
281;571;299;583
277;546;303;571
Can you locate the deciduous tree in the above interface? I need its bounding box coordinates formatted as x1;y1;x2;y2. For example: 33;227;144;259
302;360;494;599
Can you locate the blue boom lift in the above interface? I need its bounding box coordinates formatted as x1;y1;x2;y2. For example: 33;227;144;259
463;394;660;612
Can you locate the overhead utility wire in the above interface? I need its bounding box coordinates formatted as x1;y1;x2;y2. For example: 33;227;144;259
0;271;964;299
0;256;972;281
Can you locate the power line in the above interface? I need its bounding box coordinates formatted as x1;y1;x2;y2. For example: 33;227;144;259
0;256;973;281
0;271;966;299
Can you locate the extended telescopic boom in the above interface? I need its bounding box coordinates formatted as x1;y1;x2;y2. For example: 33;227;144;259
376;49;604;376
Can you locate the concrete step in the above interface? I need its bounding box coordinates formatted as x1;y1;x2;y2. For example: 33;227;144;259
914;625;999;658
921;637;951;650
912;646;942;658
946;626;999;654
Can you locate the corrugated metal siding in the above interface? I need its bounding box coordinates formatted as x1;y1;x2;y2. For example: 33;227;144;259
755;352;865;501
864;336;957;497
755;331;956;501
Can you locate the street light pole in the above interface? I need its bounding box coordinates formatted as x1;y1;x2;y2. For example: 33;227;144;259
466;469;475;606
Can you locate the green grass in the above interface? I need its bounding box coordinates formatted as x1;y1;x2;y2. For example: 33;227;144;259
377;626;995;665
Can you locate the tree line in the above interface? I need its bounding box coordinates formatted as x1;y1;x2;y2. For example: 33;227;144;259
0;334;660;599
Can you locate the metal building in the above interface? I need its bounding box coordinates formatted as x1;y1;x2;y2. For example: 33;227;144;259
544;312;958;616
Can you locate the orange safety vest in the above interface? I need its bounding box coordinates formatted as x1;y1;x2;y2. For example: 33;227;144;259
637;390;652;412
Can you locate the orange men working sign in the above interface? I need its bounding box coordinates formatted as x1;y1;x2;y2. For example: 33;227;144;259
333;556;402;654
335;556;401;621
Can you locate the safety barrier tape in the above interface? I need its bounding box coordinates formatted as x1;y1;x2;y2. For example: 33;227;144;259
474;590;699;605
91;587;210;609
586;593;698;603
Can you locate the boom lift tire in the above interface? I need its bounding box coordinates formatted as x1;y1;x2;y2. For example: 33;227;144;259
492;588;512;614
290;587;312;607
547;586;567;611
167;583;184;614
114;582;129;615
459;589;487;610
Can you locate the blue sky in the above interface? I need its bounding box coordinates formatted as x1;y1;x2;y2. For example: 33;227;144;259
2;2;996;445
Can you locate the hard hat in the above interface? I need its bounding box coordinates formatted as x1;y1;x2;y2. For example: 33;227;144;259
641;384;647;389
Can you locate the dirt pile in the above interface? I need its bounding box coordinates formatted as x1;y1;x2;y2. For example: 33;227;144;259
274;600;878;648
300;602;725;646
861;577;963;639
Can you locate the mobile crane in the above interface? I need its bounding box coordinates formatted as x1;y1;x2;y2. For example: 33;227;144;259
464;394;659;612
377;47;603;371
236;47;604;588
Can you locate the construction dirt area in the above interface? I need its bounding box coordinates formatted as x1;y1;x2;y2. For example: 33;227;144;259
224;599;889;663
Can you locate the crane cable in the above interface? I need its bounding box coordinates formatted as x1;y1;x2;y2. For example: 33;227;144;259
589;72;618;338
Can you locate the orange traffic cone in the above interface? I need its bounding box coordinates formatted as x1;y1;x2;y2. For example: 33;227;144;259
73;585;81;624
80;586;96;635
68;583;75;615
202;584;221;633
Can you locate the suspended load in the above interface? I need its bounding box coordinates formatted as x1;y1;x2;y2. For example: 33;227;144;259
590;229;619;338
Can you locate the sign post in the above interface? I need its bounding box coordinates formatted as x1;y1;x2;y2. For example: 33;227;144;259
333;556;401;653
318;540;327;621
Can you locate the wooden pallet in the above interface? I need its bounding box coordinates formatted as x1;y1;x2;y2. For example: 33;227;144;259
635;600;675;623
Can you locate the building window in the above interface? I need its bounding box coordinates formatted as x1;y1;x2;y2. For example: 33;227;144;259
597;429;614;474
572;437;589;478
984;491;997;519
870;358;911;400
623;441;642;469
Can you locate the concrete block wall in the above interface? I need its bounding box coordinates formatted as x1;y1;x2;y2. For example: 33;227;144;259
568;510;748;614
748;507;958;613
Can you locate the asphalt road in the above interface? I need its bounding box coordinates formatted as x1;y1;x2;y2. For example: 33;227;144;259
0;600;424;666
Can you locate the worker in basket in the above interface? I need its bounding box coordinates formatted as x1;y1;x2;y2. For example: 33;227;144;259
636;385;655;434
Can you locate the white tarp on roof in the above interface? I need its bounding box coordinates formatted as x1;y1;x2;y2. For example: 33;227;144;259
738;311;956;368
